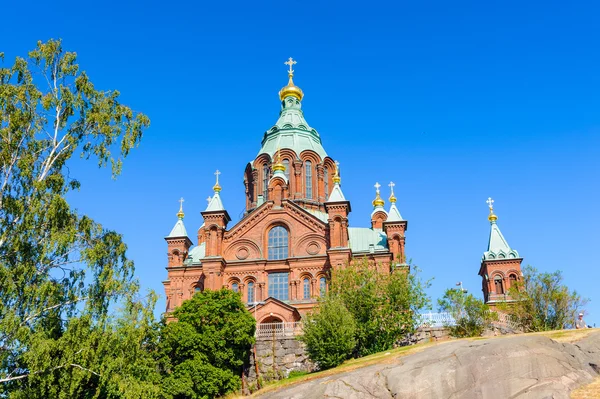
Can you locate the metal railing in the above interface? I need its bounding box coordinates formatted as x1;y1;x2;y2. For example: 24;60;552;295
418;312;456;328
255;322;303;339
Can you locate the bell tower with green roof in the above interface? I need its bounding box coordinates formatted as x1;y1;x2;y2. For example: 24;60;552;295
478;198;523;307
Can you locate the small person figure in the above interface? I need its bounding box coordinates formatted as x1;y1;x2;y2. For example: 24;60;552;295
575;313;587;329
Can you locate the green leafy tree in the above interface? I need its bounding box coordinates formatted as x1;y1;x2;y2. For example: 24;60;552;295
299;296;356;370
158;289;256;399
499;265;588;332
437;288;496;337
329;259;430;356
0;40;157;397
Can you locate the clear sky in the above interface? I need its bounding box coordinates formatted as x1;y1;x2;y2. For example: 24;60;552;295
2;0;599;324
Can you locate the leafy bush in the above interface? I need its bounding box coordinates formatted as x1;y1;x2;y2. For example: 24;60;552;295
438;288;495;337
299;296;356;369
157;289;255;399
499;266;588;332
329;259;430;356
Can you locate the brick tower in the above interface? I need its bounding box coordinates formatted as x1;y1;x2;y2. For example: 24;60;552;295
478;198;523;307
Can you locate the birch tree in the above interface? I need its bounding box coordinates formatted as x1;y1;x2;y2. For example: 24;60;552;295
0;40;159;398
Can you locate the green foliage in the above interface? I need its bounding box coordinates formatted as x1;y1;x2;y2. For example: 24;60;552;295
437;288;496;337
299;296;356;370
499;266;588;332
327;259;430;357
157;289;256;399
0;40;155;397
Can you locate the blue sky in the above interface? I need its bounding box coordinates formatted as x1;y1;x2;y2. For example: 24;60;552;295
2;0;599;324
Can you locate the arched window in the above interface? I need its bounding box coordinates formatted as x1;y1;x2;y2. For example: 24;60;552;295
319;277;327;296
494;276;504;294
247;281;255;304
262;163;269;200
303;278;310;299
305;160;312;199
324;166;329;200
509;274;517;287
231;282;239;293
283;159;290;180
268;226;288;260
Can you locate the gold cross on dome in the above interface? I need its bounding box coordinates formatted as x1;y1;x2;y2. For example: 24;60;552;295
284;57;297;75
388;181;395;195
486;197;494;210
374;182;381;193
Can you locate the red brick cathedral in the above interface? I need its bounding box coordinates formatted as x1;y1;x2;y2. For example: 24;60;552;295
163;59;408;323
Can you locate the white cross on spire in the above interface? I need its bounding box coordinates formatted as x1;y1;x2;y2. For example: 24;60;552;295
206;196;212;204
214;169;221;184
486;197;494;210
178;197;184;211
374;182;381;193
388;181;395;195
284;57;297;75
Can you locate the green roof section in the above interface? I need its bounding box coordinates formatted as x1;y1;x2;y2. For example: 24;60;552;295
187;243;206;264
326;181;346;203
483;220;519;260
258;94;327;160
387;203;404;222
205;191;225;212
348;227;388;253
166;219;188;239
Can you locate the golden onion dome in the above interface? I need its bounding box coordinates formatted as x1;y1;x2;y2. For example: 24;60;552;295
488;211;498;222
372;193;385;207
389;193;397;204
273;161;286;172
279;75;304;101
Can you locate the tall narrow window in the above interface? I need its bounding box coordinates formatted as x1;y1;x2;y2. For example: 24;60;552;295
231;282;239;293
268;226;289;260
494;276;504;294
262;164;269;200
303;278;310;299
305;160;312;199
324;166;329;200
268;272;289;301
283;159;290;180
319;277;327;296
509;274;517;288
247;281;255;304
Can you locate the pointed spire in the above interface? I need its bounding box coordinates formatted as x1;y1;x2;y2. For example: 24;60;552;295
166;198;189;238
387;182;403;222
327;160;347;202
483;198;519;260
206;170;226;212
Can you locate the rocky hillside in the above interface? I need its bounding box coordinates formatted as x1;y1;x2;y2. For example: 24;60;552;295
254;330;600;399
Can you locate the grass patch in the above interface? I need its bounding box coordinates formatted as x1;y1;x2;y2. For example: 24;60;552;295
571;375;600;399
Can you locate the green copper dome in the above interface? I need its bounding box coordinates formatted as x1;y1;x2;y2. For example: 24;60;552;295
257;78;328;160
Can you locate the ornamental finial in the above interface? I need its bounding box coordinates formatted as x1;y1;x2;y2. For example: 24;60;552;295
177;197;185;219
284;57;297;77
333;160;341;184
486;197;498;223
388;181;397;203
372;182;385;207
273;146;285;173
279;57;304;101
213;170;222;192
